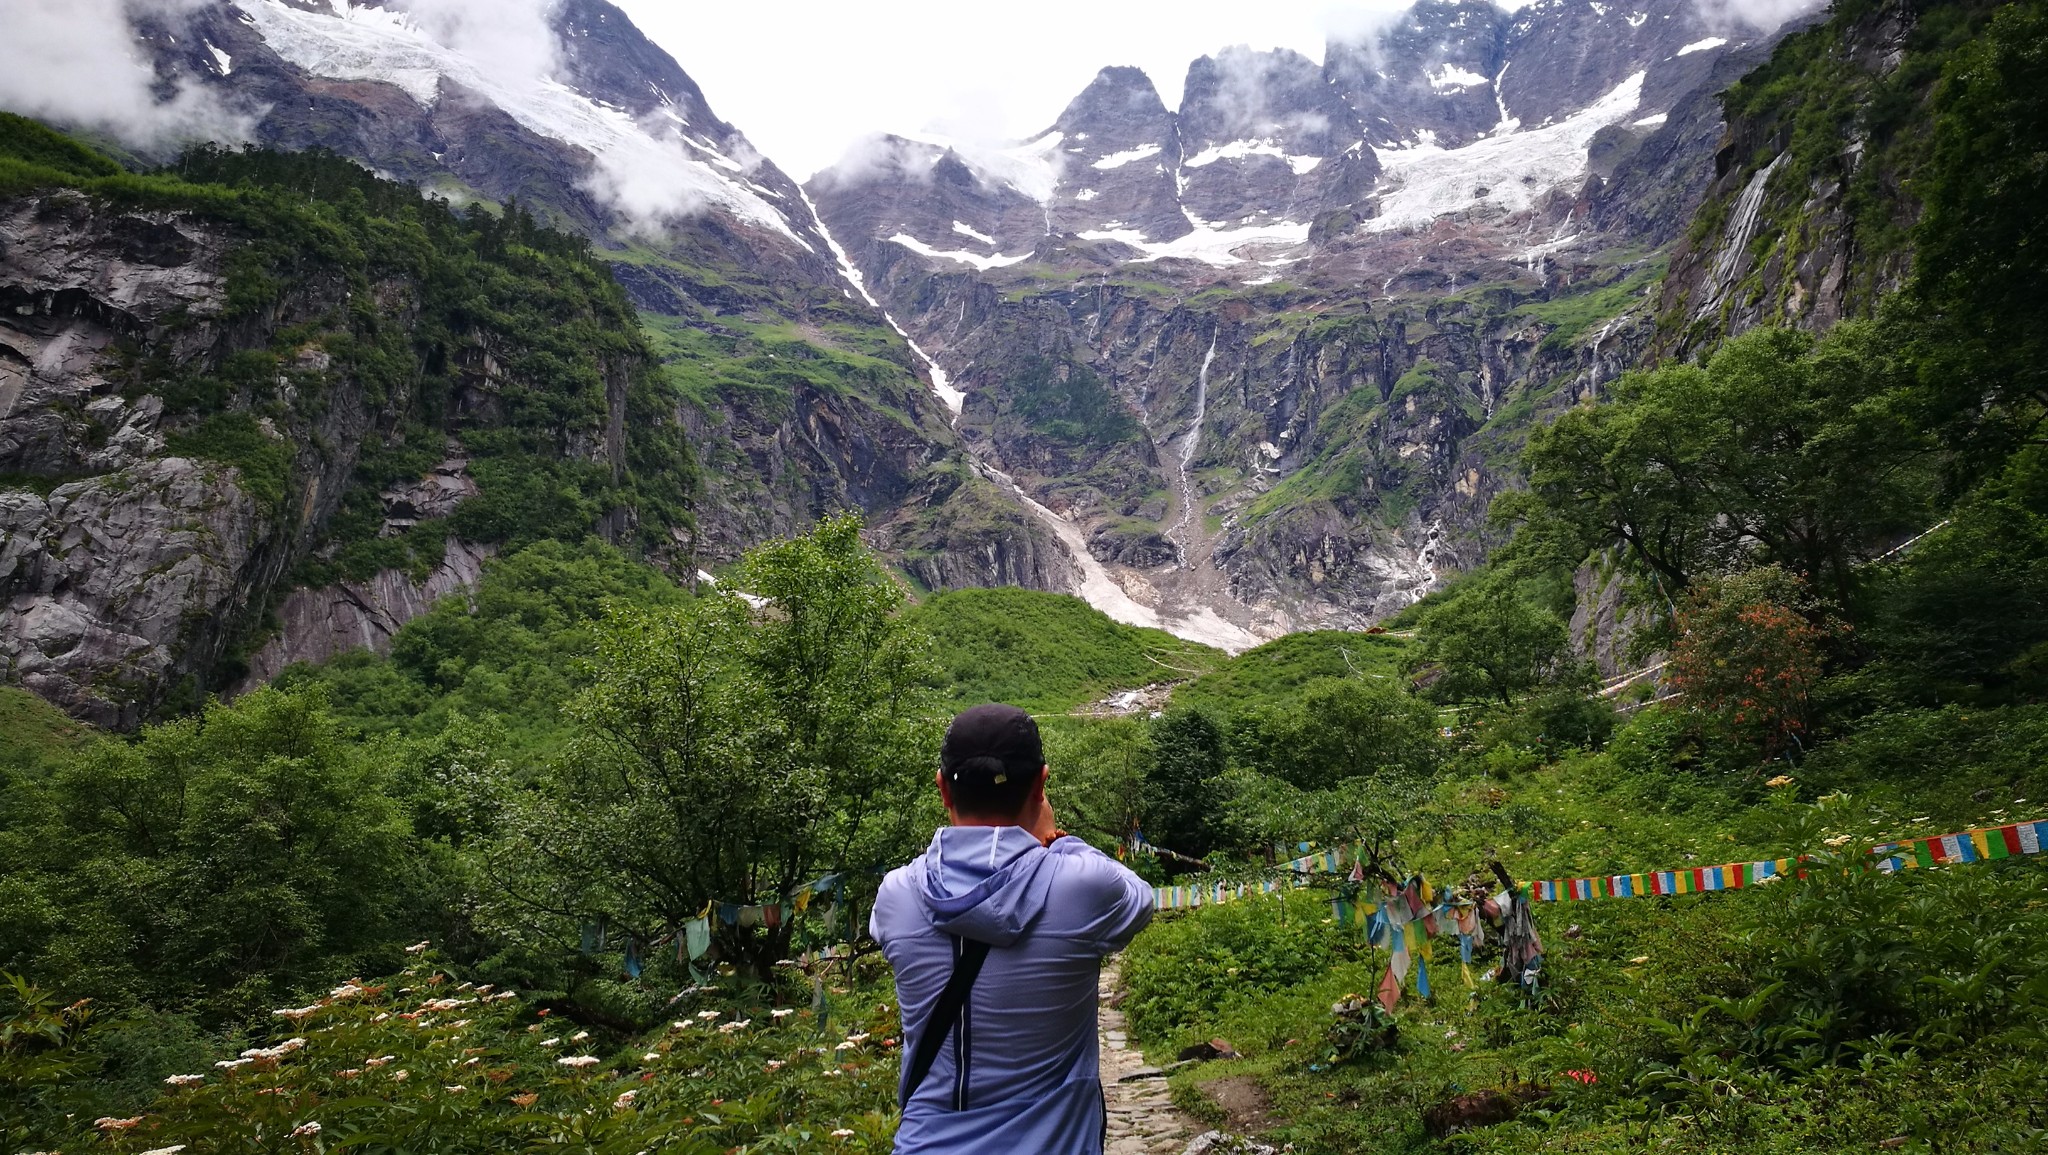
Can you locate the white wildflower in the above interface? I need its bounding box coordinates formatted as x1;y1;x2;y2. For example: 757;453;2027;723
557;1055;602;1068
164;1074;205;1086
290;1121;322;1138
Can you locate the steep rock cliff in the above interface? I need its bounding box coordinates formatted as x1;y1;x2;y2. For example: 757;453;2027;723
0;132;694;724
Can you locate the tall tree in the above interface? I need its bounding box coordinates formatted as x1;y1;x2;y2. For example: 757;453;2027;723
1517;324;1935;612
1140;709;1229;861
496;516;942;978
1413;577;1572;707
1906;2;2048;471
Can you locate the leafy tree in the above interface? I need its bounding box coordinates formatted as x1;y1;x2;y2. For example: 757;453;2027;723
1906;2;2048;471
1861;443;2048;703
5;688;421;1022
1668;568;1835;763
1043;718;1150;847
1413;575;1572;707
1140;709;1229;861
1279;678;1442;791
1516;324;1935;611
493;516;943;979
284;538;688;760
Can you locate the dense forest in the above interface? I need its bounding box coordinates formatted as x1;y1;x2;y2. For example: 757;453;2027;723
3;0;2047;1151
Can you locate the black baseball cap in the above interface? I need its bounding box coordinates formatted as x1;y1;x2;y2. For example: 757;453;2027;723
940;704;1043;786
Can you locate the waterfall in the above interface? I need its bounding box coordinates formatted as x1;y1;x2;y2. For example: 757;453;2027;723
1165;330;1218;568
1695;154;1785;322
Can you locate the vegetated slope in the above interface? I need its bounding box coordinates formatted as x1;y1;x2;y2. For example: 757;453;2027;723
1656;0;2009;352
904;587;1223;713
1118;713;2048;1154
0;115;692;724
1099;2;2048;1150
0;685;94;769
1172;630;1414;717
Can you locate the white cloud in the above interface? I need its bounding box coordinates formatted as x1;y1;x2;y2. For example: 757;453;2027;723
0;0;254;149
612;0;1374;179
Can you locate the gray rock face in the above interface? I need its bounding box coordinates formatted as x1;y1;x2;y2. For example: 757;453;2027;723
1655;4;1908;358
239;539;496;689
1048;68;1188;243
0;198;263;725
1329;0;1510;149
1;458;262;727
1174;47;1372;229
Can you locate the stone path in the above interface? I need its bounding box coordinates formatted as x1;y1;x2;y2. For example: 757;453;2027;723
1099;959;1203;1155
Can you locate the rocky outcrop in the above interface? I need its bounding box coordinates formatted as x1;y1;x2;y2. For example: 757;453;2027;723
1654;0;1921;356
0;197;272;724
1;459;262;727
238;539;495;689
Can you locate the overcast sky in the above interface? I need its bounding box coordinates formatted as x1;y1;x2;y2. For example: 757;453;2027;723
611;0;1424;180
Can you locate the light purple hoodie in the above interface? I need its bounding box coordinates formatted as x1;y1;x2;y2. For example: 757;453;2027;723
872;826;1154;1154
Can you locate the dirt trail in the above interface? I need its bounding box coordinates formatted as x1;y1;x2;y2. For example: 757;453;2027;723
1099;958;1205;1155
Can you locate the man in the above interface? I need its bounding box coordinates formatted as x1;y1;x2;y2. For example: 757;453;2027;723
872;704;1155;1154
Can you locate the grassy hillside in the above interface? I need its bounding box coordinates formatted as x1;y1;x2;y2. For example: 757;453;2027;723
905;587;1223;713
0;686;94;770
1173;630;1412;716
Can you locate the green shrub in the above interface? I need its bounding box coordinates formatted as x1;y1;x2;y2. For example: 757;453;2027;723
1123;890;1354;1044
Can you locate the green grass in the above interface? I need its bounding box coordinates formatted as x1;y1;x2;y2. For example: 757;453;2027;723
641;313;922;425
1512;258;1667;352
904;588;1223;713
1119;704;2048;1154
1173;631;1412;716
0;686;95;770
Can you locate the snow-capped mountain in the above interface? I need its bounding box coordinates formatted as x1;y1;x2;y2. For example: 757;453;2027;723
810;0;1800;284
145;0;828;261
9;0;1827;659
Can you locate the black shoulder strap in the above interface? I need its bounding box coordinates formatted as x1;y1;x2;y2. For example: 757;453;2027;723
900;935;992;1108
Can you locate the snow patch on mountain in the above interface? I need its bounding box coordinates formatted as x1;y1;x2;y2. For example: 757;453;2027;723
1184;138;1287;167
237;0;809;246
1368;71;1645;232
890;129;1066;203
1077;220;1310;266
1676;36;1729;55
1429;63;1490;89
1091;143;1164;170
889;232;1034;270
951;220;997;246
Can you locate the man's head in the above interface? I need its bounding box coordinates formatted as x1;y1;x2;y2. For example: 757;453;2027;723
938;703;1047;823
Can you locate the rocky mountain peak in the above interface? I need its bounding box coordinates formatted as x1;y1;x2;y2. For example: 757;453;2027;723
1173;46;1368;231
1047;66;1186;242
1328;0;1511;148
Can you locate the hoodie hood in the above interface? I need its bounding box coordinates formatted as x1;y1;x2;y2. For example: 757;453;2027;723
917;826;1058;946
